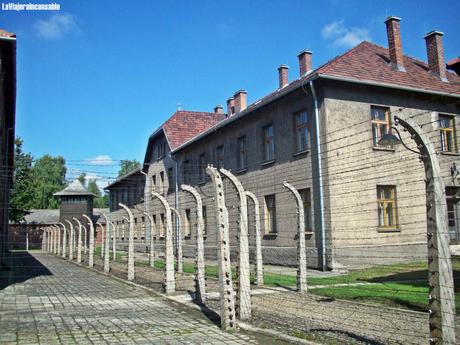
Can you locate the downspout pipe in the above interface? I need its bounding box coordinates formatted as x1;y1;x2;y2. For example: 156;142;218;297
309;80;327;271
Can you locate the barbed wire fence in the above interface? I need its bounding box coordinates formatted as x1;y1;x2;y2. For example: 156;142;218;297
6;108;460;344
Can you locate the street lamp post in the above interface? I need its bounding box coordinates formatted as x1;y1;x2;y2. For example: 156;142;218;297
379;115;456;344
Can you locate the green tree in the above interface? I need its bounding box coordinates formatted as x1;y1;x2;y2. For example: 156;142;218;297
9;138;34;222
78;172;87;187
118;159;140;177
87;178;108;208
32;155;66;209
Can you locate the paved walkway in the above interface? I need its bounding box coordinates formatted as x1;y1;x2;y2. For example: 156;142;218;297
0;252;276;345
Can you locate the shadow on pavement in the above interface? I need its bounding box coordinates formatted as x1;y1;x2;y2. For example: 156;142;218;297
0;251;52;290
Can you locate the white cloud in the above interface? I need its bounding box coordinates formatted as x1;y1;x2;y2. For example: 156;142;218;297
84;155;114;166
34;13;78;40
321;20;347;39
321;20;370;48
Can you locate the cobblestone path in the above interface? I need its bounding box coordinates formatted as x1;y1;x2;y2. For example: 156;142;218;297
0;252;271;345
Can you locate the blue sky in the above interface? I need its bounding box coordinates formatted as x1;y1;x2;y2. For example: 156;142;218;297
2;0;459;188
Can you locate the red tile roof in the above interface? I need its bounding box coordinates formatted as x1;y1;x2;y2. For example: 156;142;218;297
161;110;226;150
316;41;460;96
173;41;460;152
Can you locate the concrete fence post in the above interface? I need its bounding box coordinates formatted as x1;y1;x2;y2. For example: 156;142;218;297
49;228;53;253
181;184;206;303
50;228;53;253
56;226;60;255
82;214;95;268
58;223;66;258
50;228;54;253
101;213;111;273
82;224;87;254
152;192;175;294
65;220;74;260
220;168;251;321
245;191;264;287
72;218;83;264
101;223;105;259
142;212;155;267
41;229;45;251
170;207;183;273
44;228;48;251
119;204;135;281
393;116;456;344
110;221;116;262
283;181;307;293
47;228;50;252
53;227;57;254
206;166;236;331
56;225;61;256
47;228;51;252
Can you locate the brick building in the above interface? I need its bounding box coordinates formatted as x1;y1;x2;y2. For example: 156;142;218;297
107;17;460;269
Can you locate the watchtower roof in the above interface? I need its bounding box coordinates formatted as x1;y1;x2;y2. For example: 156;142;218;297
53;179;96;197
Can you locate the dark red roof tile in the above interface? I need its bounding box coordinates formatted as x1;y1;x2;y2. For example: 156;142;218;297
161;110;225;150
316;41;460;96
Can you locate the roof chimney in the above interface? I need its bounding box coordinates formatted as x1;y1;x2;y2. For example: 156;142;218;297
226;97;235;116
385;16;405;72
425;31;447;81
214;105;224;114
233;90;247;113
278;64;289;88
297;50;312;77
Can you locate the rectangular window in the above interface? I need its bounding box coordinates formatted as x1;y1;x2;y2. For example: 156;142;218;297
184;209;191;238
264;194;277;234
295;111;309;152
159;213;165;238
371;106;390;146
159;171;165;194
152;175;157;191
199;153;206;182
216;145;225;169
299;189;312;231
167;167;174;194
377;185;398;229
237;136;247;170
440;115;456;153
183;160;190;184
157;141;166;159
202;206;207;237
263;125;275;161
